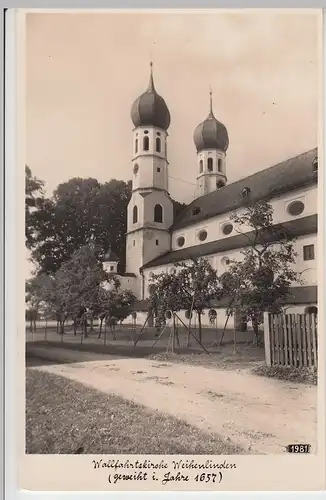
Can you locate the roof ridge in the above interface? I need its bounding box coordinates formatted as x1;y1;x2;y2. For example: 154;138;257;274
190;147;317;207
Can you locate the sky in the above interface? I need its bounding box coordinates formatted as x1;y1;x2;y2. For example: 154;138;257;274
26;10;320;205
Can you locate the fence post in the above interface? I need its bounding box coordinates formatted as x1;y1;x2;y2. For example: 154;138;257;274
263;312;271;366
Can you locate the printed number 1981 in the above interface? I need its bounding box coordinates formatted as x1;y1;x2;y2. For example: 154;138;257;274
286;444;311;453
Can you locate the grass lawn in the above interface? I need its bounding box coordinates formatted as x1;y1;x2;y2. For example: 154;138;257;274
26;369;244;455
253;364;318;385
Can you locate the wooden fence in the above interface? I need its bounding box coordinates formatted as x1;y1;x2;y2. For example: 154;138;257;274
264;313;318;368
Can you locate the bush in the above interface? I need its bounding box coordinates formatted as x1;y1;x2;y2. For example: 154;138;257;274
253;364;317;385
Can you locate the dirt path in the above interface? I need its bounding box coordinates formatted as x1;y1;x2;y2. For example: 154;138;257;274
27;346;317;455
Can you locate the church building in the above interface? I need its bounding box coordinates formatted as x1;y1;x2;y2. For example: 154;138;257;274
105;64;318;329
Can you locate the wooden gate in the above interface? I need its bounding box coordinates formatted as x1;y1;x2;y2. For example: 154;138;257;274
265;313;318;368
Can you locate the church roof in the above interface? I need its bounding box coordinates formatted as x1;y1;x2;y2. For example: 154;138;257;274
172;147;318;231
141;214;317;270
102;248;119;262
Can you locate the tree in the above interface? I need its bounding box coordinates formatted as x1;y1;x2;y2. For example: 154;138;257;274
25;308;38;333
177;259;221;343
25;166;45;248
26;177;132;275
97;284;136;340
54;244;110;336
149;259;221;345
149;270;184;324
221;200;300;345
26;244;111;336
173;199;187;220
26;273;64;333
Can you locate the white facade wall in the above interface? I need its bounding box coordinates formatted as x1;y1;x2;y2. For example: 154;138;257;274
143;233;317;295
172;185;316;251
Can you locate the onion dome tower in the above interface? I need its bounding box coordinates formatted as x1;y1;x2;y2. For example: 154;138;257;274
194;89;229;197
126;63;174;296
131;62;170;130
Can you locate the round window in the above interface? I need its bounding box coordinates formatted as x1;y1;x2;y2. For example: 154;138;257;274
221;256;230;267
287;200;304;216
133;164;139;174
222;223;233;235
198;230;207;242
144;130;149;134
177;236;185;247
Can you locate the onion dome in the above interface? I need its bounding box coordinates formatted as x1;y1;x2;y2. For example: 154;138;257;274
194;90;229;153
131;62;171;131
102;246;119;263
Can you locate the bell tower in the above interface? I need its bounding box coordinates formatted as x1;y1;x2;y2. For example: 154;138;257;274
194;89;229;197
126;63;173;296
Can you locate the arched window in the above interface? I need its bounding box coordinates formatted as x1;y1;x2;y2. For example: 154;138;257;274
216;180;225;189
133;205;138;224
135;139;138;154
218;158;222;171
305;306;318;316
143;136;149;151
154;204;163;223
199;159;203;173
207;157;213;172
156;137;161;153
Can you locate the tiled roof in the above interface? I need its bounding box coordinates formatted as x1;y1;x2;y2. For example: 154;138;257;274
142;214;317;270
102;249;119;262
172;148;318;230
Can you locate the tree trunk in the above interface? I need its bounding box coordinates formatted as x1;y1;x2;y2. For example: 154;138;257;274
104;320;107;345
172;314;175;353
252;317;260;346
29;320;33;333
73;320;77;336
45;318;48;341
233;327;237;354
198;312;202;344
56;320;59;334
98;318;103;339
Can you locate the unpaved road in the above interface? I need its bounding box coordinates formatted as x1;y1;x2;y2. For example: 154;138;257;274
27;346;317;455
